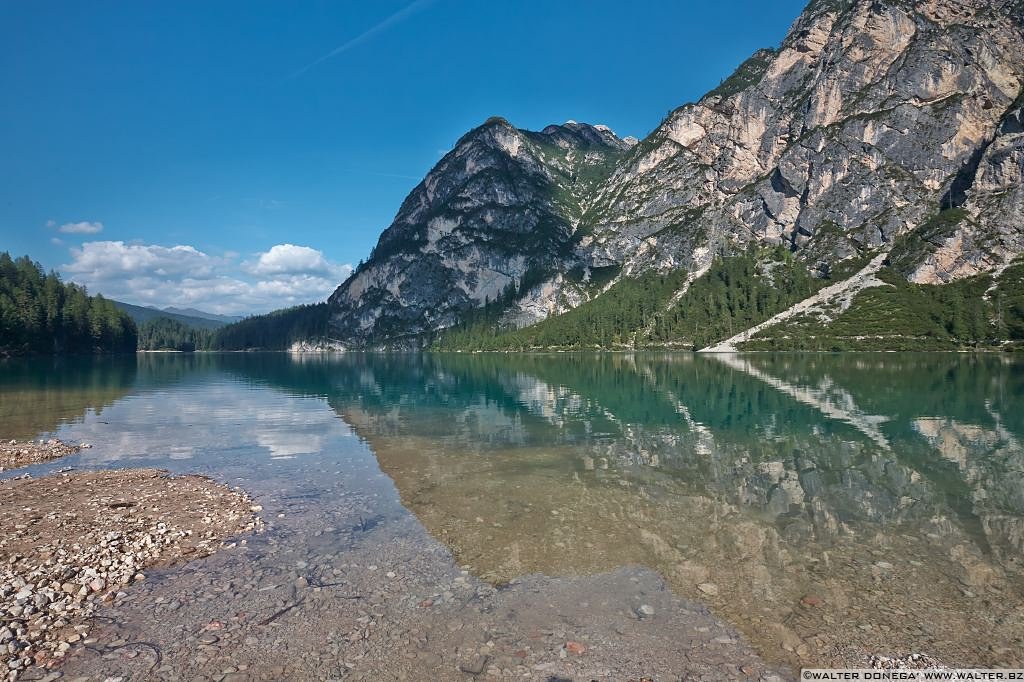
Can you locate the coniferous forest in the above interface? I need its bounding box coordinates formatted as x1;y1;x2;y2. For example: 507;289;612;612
207;303;329;350
136;317;212;352
134;304;330;351
0;252;137;356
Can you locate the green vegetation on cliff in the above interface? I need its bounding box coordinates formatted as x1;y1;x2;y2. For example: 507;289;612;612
741;259;1024;351
650;247;821;348
433;269;689;350
0;253;137;356
433;248;822;351
888;208;972;276
430;248;1024;353
703;48;777;101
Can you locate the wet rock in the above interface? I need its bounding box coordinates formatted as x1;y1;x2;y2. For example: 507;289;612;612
0;439;81;470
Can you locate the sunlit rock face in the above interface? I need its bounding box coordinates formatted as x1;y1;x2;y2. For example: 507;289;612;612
909;98;1024;283
586;0;1024;280
326;119;632;347
328;0;1024;347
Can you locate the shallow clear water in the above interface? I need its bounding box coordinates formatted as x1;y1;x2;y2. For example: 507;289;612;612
1;352;1022;671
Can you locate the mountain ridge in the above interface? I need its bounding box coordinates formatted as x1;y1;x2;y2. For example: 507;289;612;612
161;307;243;324
326;0;1024;351
112;301;239;331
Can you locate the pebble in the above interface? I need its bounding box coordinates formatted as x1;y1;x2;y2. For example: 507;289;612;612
697;582;720;596
459;655;489;675
565;641;587;655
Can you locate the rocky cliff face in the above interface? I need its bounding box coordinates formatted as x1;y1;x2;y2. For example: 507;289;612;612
329;0;1024;348
909;94;1024;282
327;119;633;346
587;0;1024;279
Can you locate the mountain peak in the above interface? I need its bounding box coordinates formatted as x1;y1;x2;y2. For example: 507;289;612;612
481;115;513;129
537;120;633;151
328;0;1024;350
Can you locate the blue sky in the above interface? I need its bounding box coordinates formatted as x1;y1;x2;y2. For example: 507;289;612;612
0;0;806;314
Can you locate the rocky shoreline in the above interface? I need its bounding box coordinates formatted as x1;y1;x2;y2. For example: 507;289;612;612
0;439;86;472
0;468;263;680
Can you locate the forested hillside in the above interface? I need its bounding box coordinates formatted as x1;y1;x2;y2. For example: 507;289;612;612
113;300;231;331
0;252;137;355
432;270;688;350
208;303;330;351
133;304;331;351
136;317;212;352
742;259;1024;351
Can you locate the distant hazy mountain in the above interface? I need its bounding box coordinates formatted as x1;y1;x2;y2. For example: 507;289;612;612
113;301;240;330
161;307;243;324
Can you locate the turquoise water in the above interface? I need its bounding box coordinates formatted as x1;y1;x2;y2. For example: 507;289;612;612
1;352;1022;667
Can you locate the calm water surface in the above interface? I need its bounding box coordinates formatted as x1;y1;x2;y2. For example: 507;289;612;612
1;352;1022;671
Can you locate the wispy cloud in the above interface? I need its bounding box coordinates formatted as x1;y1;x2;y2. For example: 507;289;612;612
51;220;104;234
286;0;435;80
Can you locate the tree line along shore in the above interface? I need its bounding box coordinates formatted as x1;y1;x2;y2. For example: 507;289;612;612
5;248;1024;356
0;252;329;356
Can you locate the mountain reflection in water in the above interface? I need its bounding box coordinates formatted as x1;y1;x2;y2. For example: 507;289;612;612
310;353;1024;668
1;351;1021;669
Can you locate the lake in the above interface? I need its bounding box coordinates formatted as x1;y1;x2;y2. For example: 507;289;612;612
1;352;1022;677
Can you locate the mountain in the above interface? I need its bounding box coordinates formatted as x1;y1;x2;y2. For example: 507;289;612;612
327;119;635;347
161;307;243;324
328;0;1024;351
113;301;236;331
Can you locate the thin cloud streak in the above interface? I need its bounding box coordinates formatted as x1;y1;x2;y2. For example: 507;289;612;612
286;0;435;80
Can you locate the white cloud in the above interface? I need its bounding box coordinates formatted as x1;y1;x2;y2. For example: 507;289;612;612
56;220;104;234
247;243;337;277
65;241;215;279
62;240;352;316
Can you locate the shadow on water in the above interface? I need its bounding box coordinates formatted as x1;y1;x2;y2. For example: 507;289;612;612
0;355;137;439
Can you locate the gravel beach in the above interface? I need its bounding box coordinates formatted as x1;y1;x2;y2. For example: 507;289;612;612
0;469;263;679
0;439;84;472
